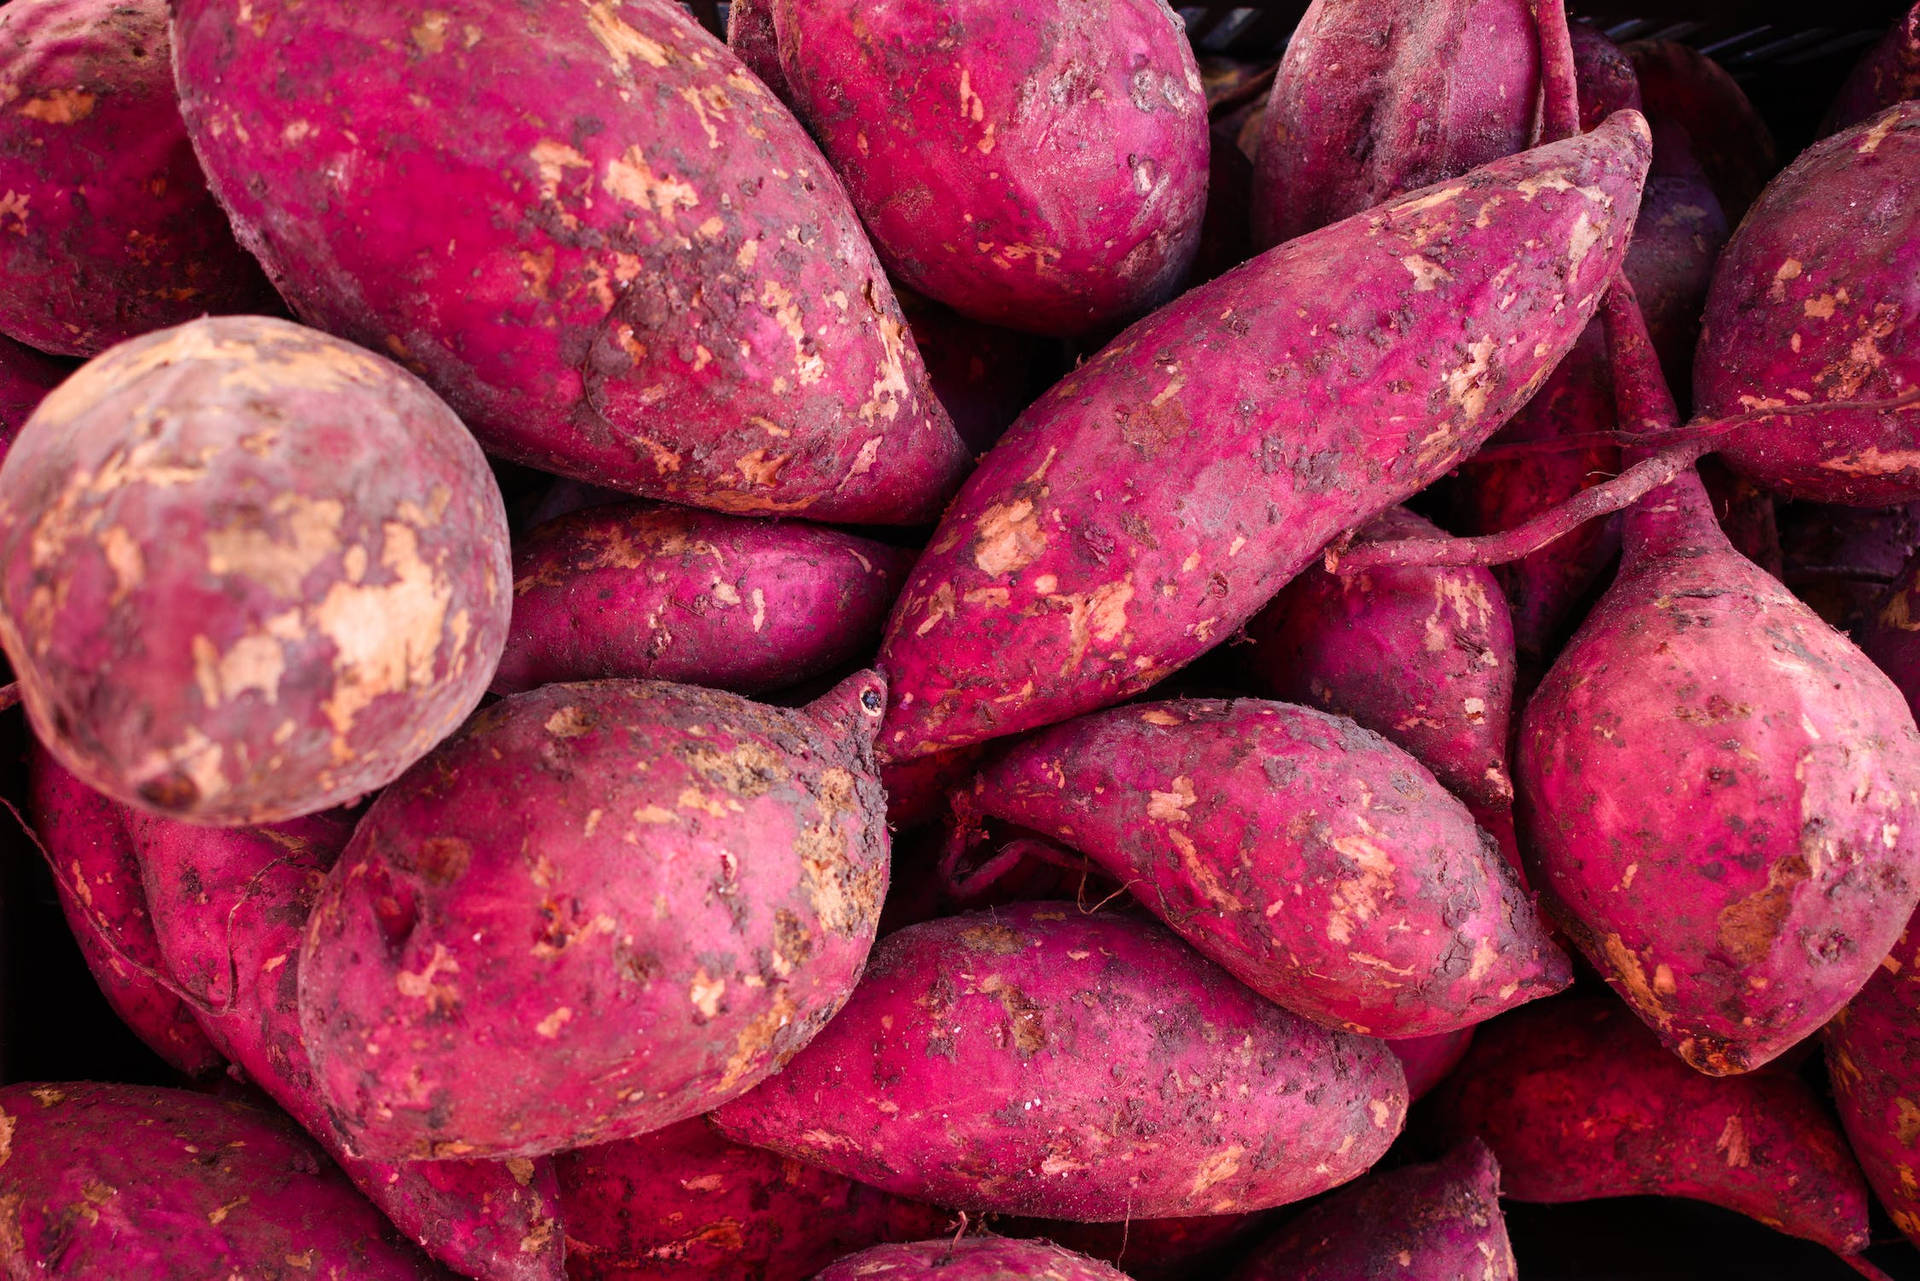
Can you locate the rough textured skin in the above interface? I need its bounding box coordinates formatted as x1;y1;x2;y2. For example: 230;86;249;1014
1861;541;1920;722
814;1238;1131;1281
999;1213;1274;1281
959;700;1566;1037
769;0;1208;337
1519;458;1920;1074
713;904;1409;1220
0;1081;444;1278
1696;103;1920;505
1624;40;1776;223
725;0;788;99
1823;1;1920;136
494;501;913;696
172;0;968;526
299;673;891;1160
24;743;221;1076
899;289;1047;457
1782;501;1920;634
554;1118;949;1280
0;316;511;825
1393;1028;1476;1101
1431;997;1871;1252
0;334;66;458
1250;0;1543;249
131;810;567;1281
1625;119;1728;402
1571;22;1640;133
1230;1141;1515;1281
0;0;276;357
878;116;1652;762
1826;905;1920;1250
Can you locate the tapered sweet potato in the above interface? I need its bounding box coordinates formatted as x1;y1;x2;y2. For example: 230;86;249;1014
0;1081;444;1277
1572;22;1640;133
713;903;1408;1220
1392;1028;1476;1101
299;672;890;1160
494;502;913;697
1625;39;1776;222
1782;501;1920;634
0;0;276;358
958;699;1566;1037
1230;1140;1515;1281
555;1117;949;1280
1430;997;1870;1253
1826;904;1920;1249
172;0;968;526
0;334;65;458
1823;0;1920;136
816;1239;1130;1281
0;316;511;825
878;115;1651;762
767;0;1208;337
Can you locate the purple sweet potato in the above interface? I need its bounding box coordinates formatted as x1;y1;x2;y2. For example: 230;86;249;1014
494;501;914;697
881;742;989;832
554;1117;950;1280
1430;997;1871;1252
815;1238;1130;1281
1392;1028;1476;1101
24;743;221;1076
1250;0;1545;249
1781;501;1920;634
898;289;1051;457
172;0;968;525
1230;1140;1515;1281
0;315;511;825
0;0;277;358
767;0;1209;337
1698;454;1783;577
1625;39;1776;223
713;903;1409;1220
1861;542;1920;722
1823;0;1920;136
1624;118;1728;401
0;1081;444;1277
1571;21;1641;133
1000;1213;1275;1281
298;672;891;1160
878;115;1651;763
1695;102;1920;506
726;0;789;99
960;698;1566;1036
0;333;65;458
1826;903;1920;1249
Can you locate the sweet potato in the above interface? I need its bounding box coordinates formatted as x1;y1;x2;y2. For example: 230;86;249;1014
1695;103;1920;505
1782;501;1920;634
0;0;277;358
1823;0;1920;136
172;0;968;526
1230;1140;1515;1281
1625;39;1776;222
1392;1028;1477;1102
1430;996;1870;1253
815;1239;1130;1281
1826;903;1920;1250
494;501;914;697
898;289;1051;457
554;1117;949;1280
999;1213;1274;1281
1861;542;1920;722
766;0;1208;337
877;115;1651;762
0;1081;444;1277
299;672;891;1160
1571;21;1640;133
0;334;65;458
726;0;789;99
713;902;1409;1220
957;699;1566;1036
1624;118;1728;402
0;316;511;825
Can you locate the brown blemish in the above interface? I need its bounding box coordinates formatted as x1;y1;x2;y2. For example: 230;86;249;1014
958;922;1024;955
18;89;96;123
1717;854;1811;965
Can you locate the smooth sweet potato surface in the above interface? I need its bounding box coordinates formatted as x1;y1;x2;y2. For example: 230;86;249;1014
814;1238;1131;1281
1392;1027;1476;1101
1572;22;1641;132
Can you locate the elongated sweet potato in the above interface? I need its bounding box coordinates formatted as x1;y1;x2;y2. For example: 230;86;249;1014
1430;997;1870;1252
1230;1140;1515;1281
816;1239;1130;1281
555;1117;949;1280
1625;39;1776;222
714;902;1408;1220
1826;904;1920;1250
1392;1028;1476;1101
1823;0;1920;136
0;334;66;457
0;1081;444;1277
0;0;277;358
172;0;968;526
0;316;511;825
494;502;913;697
1783;501;1920;634
299;672;890;1160
878;115;1651;762
958;699;1566;1037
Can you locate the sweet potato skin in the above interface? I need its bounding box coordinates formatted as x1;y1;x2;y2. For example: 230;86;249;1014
1822;1;1920;136
770;0;1208;337
1862;543;1920;723
898;289;1049;456
494;502;914;696
1826;906;1920;1250
1392;1028;1477;1101
0;1081;443;1278
172;0;968;526
815;1238;1131;1281
1430;997;1870;1253
713;903;1409;1221
1625;119;1728;402
725;0;789;99
998;1213;1275;1281
960;699;1567;1037
1784;501;1920;634
1625;39;1776;222
0;334;66;458
878;115;1652;762
299;673;891;1160
0;316;511;825
554;1117;949;1280
1571;22;1641;133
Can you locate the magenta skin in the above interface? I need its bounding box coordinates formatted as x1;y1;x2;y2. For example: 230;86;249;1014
1250;0;1543;249
814;1238;1131;1281
877;115;1651;763
0;0;277;358
768;0;1208;338
1392;1027;1477;1101
24;743;221;1076
171;0;968;526
725;0;790;99
1696;103;1920;506
298;673;891;1161
1625;40;1777;223
959;699;1568;1037
0;1082;445;1278
1431;997;1871;1253
1625;119;1729;402
1230;1141;1515;1281
1826;907;1920;1249
713;903;1409;1221
554;1117;950;1281
898;288;1049;457
1823;1;1920;136
1572;23;1641;133
0;334;67;459
0;316;512;826
494;501;914;697
998;1212;1274;1281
